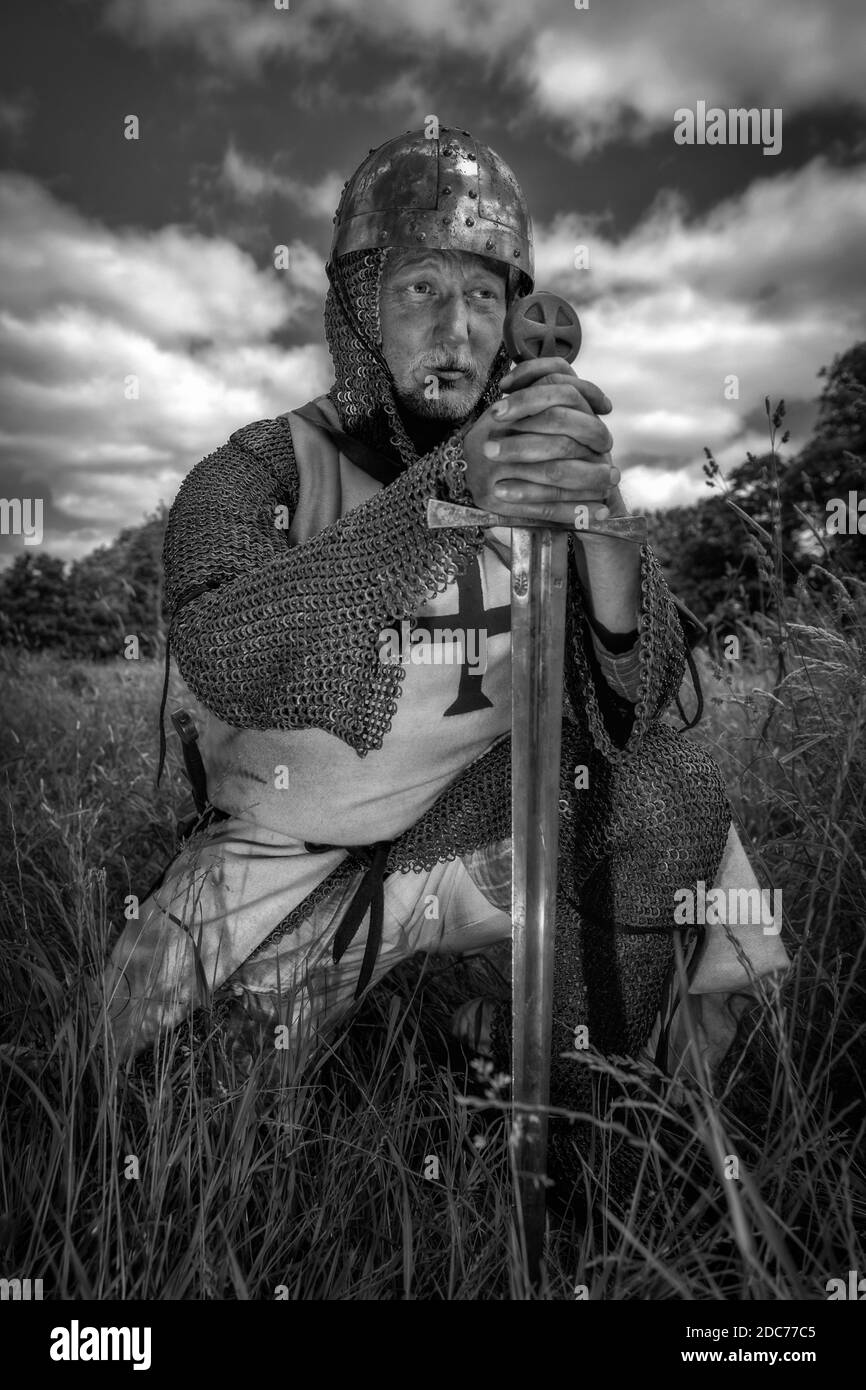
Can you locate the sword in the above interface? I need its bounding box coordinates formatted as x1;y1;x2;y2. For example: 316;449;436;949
427;292;647;1290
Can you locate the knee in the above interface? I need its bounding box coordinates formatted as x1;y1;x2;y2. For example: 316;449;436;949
616;729;729;863
102;901;198;1059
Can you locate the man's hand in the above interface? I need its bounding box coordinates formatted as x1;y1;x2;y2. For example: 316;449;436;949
462;357;623;526
462;355;641;639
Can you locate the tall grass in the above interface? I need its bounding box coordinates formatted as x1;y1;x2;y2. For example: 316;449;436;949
1;451;864;1299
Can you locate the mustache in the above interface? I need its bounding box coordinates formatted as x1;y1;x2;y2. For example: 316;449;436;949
416;357;477;374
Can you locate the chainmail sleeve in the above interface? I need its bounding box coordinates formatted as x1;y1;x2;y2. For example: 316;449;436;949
163;418;485;753
565;537;687;762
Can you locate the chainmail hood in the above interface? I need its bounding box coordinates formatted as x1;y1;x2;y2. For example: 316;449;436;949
324;247;521;469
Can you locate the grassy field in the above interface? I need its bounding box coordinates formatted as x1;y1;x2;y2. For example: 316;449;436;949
1;566;865;1300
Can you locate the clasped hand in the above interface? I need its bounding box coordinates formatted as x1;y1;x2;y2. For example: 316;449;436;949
462;356;621;527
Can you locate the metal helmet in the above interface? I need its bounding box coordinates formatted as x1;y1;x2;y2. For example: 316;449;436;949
328;125;534;292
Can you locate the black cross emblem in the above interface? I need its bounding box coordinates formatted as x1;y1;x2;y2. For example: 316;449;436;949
405;555;510;716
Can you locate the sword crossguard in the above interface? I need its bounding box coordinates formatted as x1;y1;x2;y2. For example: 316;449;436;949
426;498;647;543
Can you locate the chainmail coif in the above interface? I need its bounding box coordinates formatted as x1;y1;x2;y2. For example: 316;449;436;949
324;247;521;469
159;242;734;1184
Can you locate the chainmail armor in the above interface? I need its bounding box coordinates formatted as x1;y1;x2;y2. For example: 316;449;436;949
165;418;488;753
163;248;688;764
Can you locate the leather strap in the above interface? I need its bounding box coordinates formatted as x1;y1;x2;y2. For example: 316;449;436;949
291;400;405;488
306;838;394;999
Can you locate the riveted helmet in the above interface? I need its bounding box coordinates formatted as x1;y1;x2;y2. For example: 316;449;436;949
328;125;534;294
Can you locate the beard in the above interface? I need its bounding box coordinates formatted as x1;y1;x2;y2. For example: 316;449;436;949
391;358;488;422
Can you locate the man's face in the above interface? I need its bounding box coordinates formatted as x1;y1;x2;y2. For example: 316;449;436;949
378;247;507;421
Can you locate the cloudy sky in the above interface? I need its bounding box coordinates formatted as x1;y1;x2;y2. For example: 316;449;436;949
1;0;865;564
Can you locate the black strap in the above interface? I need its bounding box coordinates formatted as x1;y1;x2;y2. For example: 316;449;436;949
307;838;394;999
672;643;705;732
671;596;707;732
171;709;208;814
672;595;707;650
290;401;405;487
585;607;639;653
157;583;223;789
156;632;173;788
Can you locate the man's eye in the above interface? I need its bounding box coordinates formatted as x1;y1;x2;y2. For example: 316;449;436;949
472;286;503;300
408;281;432;294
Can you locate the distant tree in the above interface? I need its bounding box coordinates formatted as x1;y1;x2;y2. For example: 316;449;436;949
654;342;866;639
68;507;167;659
721;361;866;587
649;493;768;651
0;552;72;650
0;505;167;659
777;344;866;582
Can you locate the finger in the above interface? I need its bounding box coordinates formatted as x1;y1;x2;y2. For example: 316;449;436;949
490;498;613;527
500;360;612;413
501;371;577;393
493;456;616;495
485;430;611;464
493;380;596;422
503;407;614;453
500;357;576;390
499;436;616;473
493;480;611;504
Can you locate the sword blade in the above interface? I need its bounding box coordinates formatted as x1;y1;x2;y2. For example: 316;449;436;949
510;524;569;1285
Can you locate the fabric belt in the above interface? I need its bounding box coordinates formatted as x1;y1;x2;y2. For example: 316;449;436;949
304;838;395;999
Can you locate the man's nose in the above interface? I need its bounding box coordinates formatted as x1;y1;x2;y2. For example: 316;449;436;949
435;290;471;347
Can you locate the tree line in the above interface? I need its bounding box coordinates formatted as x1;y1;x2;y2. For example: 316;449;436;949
649;343;865;649
0;508;167;659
